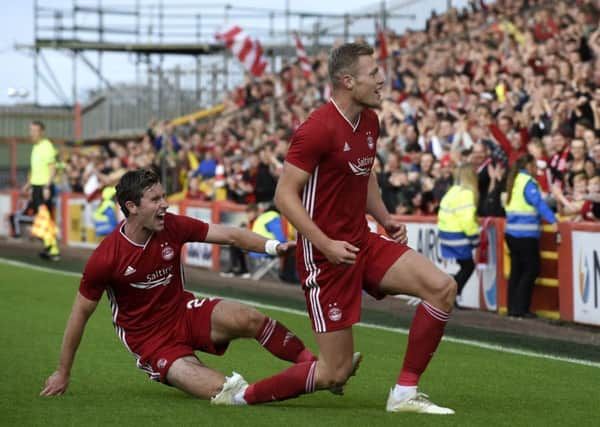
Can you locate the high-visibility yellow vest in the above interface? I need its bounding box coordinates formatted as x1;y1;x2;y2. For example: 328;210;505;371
505;172;540;237
438;186;478;236
506;173;536;214
252;210;280;240
437;185;479;260
93;187;118;236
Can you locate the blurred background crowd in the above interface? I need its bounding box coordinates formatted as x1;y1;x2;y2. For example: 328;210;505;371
49;0;600;221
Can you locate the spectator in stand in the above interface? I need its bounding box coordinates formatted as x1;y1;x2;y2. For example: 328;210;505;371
549;126;573;186
248;203;288;279
552;173;589;222
185;176;209;201
153;121;180;152
480;161;506;218
527;139;551;196
438;164;480;306
66;152;85;194
220;204;254;280
581;175;600;221
505;154;557;318
254;144;280;204
582;127;598;155
225;158;254;204
469;142;491;216
567;138;595;186
419;152;435;178
93;186;118;236
379;152;402;213
432;156;453;209
592;143;600;176
403;142;422;173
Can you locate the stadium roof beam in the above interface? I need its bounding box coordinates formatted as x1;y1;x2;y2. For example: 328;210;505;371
73;5;138;16
34;39;224;56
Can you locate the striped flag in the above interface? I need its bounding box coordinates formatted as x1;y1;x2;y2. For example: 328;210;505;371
216;25;268;77
31;204;59;255
294;32;312;78
375;22;389;62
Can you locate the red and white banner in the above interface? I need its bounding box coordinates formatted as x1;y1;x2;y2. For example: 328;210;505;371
375;22;389;63
216;25;268;77
294;32;312;78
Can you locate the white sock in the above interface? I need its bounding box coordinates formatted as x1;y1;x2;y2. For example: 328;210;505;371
392;384;417;400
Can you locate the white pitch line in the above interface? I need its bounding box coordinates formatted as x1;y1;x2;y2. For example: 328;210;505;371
200;293;600;370
2;257;599;369
0;257;81;277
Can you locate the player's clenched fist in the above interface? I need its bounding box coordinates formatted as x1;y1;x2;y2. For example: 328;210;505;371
383;220;408;245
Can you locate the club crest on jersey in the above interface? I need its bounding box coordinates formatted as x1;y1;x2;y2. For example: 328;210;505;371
160;242;175;261
157;358;167;369
366;131;374;150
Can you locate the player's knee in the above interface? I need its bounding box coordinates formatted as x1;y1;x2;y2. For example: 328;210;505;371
424;273;456;312
238;307;266;337
438;274;457;311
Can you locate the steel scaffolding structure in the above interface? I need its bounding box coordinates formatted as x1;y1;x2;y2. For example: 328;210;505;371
17;0;427;137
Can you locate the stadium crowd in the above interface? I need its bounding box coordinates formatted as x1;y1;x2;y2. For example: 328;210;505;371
52;0;600;221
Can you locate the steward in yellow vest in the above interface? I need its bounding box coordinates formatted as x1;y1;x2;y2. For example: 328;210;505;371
250;206;287;258
504;154;556;318
94;187;118;236
438;164;479;260
437;164;479;300
505;169;556;239
438;185;479;259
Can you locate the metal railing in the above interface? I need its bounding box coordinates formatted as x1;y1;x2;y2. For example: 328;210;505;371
0;106;73;140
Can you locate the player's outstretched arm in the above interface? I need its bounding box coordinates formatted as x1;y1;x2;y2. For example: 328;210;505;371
275;161;358;264
204;223;295;256
40;292;99;396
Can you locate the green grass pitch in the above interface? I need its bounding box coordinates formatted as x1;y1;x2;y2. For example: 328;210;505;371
1;259;598;426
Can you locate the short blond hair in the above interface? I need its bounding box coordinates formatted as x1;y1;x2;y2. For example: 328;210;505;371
328;43;374;88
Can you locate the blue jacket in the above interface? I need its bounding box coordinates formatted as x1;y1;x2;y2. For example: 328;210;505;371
505;171;556;238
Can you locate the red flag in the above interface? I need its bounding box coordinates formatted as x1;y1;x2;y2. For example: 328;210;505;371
216;25;268;77
375;22;389;62
294;32;312;78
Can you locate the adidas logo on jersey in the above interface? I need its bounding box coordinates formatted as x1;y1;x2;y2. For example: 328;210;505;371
124;266;136;276
343;141;351;152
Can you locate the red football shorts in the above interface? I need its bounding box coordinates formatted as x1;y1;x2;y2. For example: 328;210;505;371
298;232;410;333
131;294;228;383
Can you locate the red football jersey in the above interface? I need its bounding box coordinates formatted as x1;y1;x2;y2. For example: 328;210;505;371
285;100;379;264
79;213;208;349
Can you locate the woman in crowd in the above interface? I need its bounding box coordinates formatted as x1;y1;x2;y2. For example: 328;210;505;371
504;154;557;318
437;163;479;307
